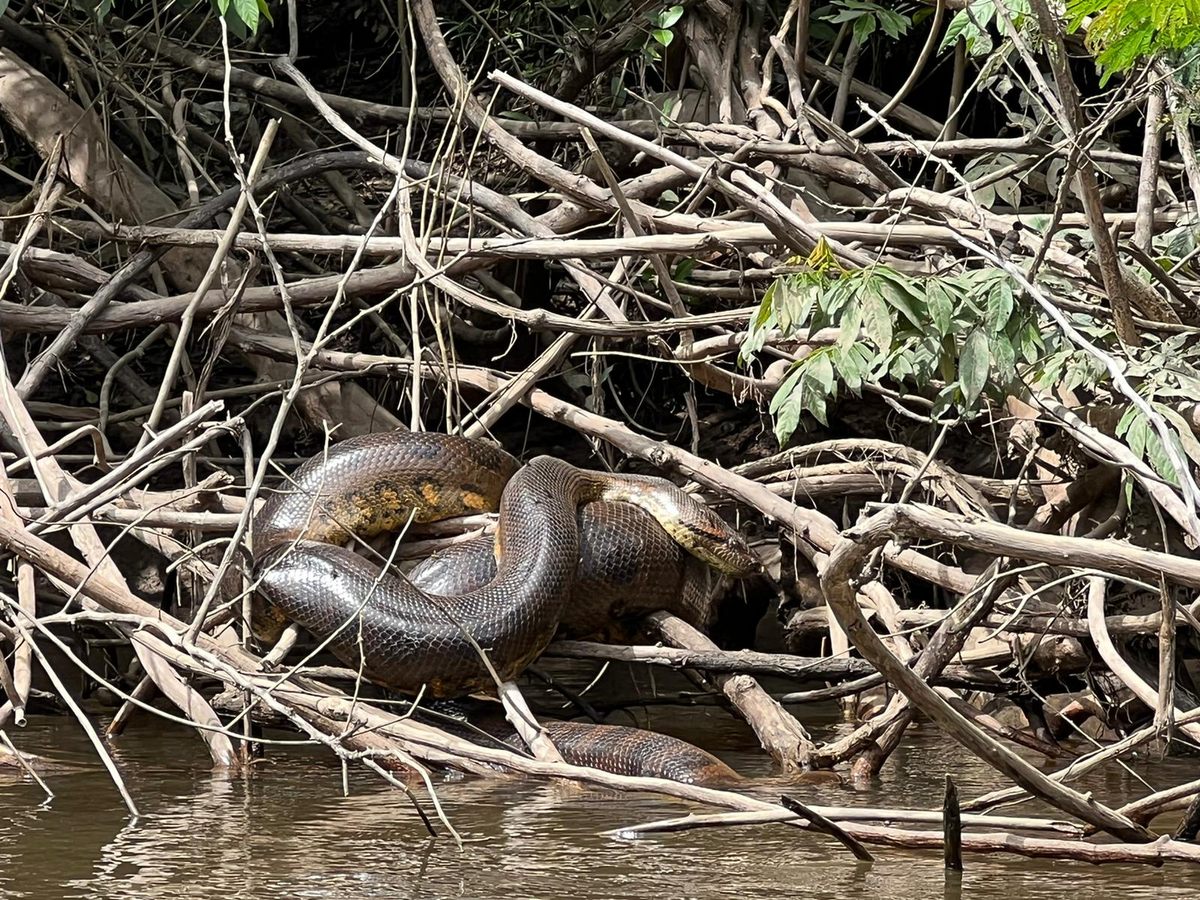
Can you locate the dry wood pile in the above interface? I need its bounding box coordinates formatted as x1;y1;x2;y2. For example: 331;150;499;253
2;0;1200;870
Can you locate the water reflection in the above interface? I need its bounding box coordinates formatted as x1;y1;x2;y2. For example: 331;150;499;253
0;674;1198;898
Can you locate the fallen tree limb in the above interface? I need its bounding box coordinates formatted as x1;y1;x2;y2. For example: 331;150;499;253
860;503;1200;589
820;503;1152;842
543;639;1002;689
647;611;816;770
608;812;1200;865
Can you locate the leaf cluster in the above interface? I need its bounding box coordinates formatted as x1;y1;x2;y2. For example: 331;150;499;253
47;0;272;36
1067;0;1200;77
742;250;1041;444
816;0;913;46
1115;335;1200;487
648;4;685;53
940;0;1032;57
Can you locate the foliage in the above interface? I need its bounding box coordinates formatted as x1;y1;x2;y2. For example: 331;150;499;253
1114;335;1200;486
56;0;272;37
939;0;1032;57
816;0;913;45
214;0;272;35
1067;0;1200;77
740;240;1040;444
743;243;1200;486
645;4;685;59
963;151;1028;208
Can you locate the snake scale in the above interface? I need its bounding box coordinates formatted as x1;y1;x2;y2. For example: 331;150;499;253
251;431;759;786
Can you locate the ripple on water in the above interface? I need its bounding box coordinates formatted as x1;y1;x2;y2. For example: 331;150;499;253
1;666;1199;899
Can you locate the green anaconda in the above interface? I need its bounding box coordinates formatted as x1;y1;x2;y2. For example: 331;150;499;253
251;431;758;786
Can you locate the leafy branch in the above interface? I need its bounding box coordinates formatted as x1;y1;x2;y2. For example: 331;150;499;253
1068;0;1200;77
741;242;1041;443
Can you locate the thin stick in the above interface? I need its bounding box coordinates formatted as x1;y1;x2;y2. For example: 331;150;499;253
0;652;24;726
1086;576;1200;743
779;795;875;862
0;730;53;801
1175;793;1200;842
944;775;964;871
497;680;564;764
822;507;1150;841
14;619;139;817
137;121;278;446
607;806;1080;836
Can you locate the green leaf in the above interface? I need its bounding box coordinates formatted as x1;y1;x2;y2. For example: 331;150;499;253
927;281;955;337
990;331;1016;384
1064;354;1104;393
861;293;893;353
1157;404;1200;468
1125;412;1150;463
1067;0;1200;78
877;9;911;39
652;28;674;46
1022;214;1052;233
673;258;696;282
658;4;684;27
809;351;836;396
755;283;777;326
772;395;803;445
852;15;874;44
959;329;991;405
938;334;959;385
875;271;924;328
807;390;830;427
839;301;863;353
931;384;961;420
1146;428;1180;486
993;177;1022;209
889;346;915;382
776;273;822;332
984;277;1015;333
1034;350;1067;391
1115;402;1139;438
941;0;997;55
829;9;867;24
1018;319;1045;363
768;347;842;442
768;364;808;445
819;275;851;320
796;278;822;329
768;365;804;416
740;284;776;362
973;182;998;209
775;278;796;332
233;0;259;32
837;343;868;393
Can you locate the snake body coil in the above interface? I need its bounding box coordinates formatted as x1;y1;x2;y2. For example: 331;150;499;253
251;431;757;784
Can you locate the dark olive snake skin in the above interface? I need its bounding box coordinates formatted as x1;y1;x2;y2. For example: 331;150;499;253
538;721;742;786
408;501;720;641
428;698;742;786
251;431;756;785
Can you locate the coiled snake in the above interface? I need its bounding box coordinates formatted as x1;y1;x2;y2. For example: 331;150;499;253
251;431;759;785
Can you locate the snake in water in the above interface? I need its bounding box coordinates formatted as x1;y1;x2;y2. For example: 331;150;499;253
250;431;759;785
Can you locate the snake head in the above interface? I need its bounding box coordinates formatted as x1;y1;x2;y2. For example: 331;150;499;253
676;505;762;578
698;528;763;578
611;474;763;578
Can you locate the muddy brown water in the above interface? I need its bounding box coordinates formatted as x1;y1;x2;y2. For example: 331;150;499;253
1;663;1199;899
